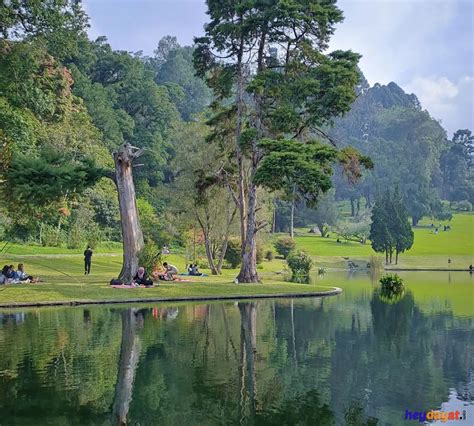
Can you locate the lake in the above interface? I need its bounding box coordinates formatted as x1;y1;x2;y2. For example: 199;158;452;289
0;271;472;425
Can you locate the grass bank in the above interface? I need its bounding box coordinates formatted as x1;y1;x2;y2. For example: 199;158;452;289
0;254;335;307
293;213;473;269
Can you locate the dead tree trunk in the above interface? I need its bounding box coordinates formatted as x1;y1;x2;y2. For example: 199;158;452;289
112;309;141;425
113;144;144;283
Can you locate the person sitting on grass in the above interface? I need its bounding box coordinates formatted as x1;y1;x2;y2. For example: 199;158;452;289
1;265;16;283
133;267;154;287
163;262;178;280
189;263;203;276
14;264;35;282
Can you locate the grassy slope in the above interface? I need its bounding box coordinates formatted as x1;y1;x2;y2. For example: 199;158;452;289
0;254;331;305
294;213;474;269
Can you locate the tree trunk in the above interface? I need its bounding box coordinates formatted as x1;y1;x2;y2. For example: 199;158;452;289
395;250;399;265
237;180;259;283
289;199;295;239
317;223;327;238
216;237;229;274
272;203;276;234
412;216;418;227
204;236;219;275
238;302;258;421
385;249;389;265
112;309;141;425
389;248;393;264
350;198;356;217
113;144;144;283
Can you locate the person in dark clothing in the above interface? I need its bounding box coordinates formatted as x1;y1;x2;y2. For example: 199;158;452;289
84;246;93;275
133;267;153;287
189;263;203;276
4;265;15;279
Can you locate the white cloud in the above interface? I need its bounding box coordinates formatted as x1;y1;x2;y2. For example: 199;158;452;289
331;0;459;85
330;0;473;134
403;75;474;135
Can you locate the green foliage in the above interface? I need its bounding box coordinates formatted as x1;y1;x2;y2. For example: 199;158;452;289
151;36;211;120
195;0;367;281
265;250;274;261
137;198;162;244
369;189;414;263
455;200;472;212
67;222;85;249
274;237;296;259
331;81;449;225
255;139;337;207
379;273;405;300
40;223;64;247
224;237;241;268
137;241;162;274
287;251;313;283
0;41;75;122
256;242;264;264
1;149;106;211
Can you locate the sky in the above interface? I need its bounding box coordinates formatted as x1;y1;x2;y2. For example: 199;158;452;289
82;0;473;136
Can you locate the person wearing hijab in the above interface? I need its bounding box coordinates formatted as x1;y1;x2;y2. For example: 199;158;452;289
133;267;154;286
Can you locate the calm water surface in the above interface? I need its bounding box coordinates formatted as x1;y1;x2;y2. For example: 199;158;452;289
0;271;472;425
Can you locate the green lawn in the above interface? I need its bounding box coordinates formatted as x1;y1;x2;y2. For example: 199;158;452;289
0;254;332;306
293;213;473;268
0;241;123;255
1;213;472;305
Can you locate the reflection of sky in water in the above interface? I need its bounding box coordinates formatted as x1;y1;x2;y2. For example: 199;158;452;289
432;388;474;425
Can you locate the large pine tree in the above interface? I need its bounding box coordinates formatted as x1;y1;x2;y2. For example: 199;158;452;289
194;0;371;282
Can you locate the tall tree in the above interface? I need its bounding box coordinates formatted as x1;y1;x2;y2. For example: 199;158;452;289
331;81;448;225
369;189;414;264
169;121;238;275
150;36;211;120
194;0;370;282
440;129;474;202
391;188;414;264
369;191;394;264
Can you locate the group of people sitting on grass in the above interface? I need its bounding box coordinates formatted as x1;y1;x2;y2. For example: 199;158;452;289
128;262;180;287
0;264;40;284
187;263;203;276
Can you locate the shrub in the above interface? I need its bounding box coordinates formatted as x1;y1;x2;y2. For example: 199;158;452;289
287;251;313;282
274;237;296;259
265;250;274;261
457;200;472;212
41;224;64;247
379;273;405;298
67;223;85;249
138;241;162;273
87;223;103;249
197;259;209;269
224;237;241;268
256;243;264;264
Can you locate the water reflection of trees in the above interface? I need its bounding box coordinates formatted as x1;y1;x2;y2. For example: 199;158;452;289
0;293;472;424
112;308;142;425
